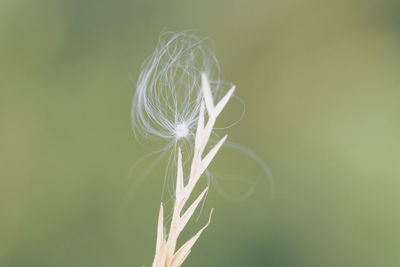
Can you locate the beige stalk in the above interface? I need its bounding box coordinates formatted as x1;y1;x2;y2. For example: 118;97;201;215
150;73;235;267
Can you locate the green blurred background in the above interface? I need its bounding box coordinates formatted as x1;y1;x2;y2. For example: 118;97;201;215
1;0;400;266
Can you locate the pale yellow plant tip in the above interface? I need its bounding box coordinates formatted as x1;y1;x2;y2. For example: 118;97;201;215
150;74;233;267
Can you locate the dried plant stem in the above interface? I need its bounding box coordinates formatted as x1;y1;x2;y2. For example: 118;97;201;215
150;74;235;267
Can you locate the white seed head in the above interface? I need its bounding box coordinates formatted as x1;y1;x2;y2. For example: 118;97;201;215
131;31;231;142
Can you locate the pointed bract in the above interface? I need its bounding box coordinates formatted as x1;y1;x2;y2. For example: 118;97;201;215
201;73;214;116
179;187;208;232
155;203;164;253
201;135;228;173
171;209;214;267
195;102;205;148
214;86;235;117
176;148;184;200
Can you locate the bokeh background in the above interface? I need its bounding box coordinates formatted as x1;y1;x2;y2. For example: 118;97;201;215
1;0;400;266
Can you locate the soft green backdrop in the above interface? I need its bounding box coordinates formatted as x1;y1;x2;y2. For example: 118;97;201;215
1;0;400;266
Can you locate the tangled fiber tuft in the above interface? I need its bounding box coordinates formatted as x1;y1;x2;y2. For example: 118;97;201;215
132;31;232;141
